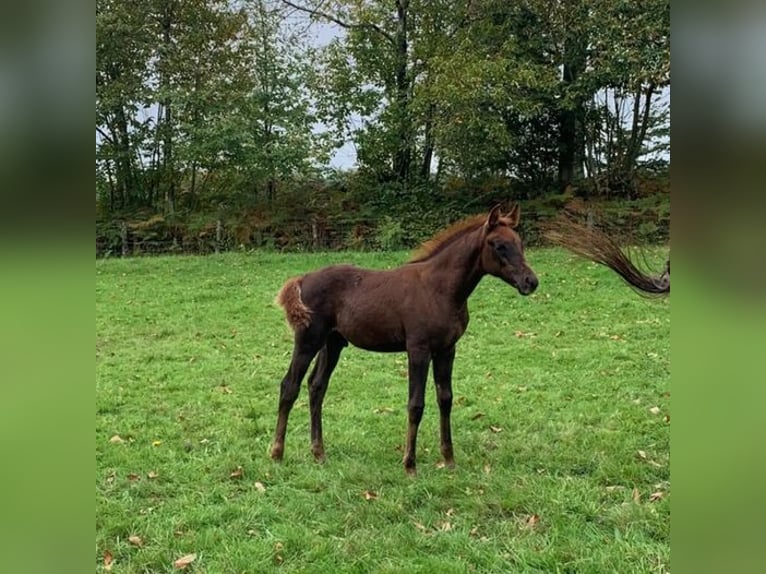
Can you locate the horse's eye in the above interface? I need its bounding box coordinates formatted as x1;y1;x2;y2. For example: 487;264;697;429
494;243;509;256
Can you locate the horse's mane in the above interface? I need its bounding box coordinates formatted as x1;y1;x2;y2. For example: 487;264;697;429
409;215;486;263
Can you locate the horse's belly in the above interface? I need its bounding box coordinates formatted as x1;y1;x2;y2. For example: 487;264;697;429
336;312;406;353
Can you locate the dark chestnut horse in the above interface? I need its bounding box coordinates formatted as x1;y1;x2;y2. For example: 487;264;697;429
270;205;538;474
544;215;670;296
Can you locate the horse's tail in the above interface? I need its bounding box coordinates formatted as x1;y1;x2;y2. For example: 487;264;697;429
276;276;312;330
544;216;670;297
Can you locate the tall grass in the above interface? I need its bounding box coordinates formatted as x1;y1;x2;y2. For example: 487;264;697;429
96;248;669;573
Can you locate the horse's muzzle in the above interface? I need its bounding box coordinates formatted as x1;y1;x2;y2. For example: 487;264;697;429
518;273;538;295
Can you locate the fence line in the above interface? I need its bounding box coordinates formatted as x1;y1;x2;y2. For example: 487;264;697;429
96;207;670;258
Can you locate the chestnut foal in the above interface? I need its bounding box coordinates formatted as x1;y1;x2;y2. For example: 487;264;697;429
270;205;538;474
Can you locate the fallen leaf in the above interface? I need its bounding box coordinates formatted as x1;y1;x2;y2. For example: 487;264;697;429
636;450;648;460
436;520;453;532
173;553;196;569
152;440;162;447
649;406;661;415
525;514;540;528
217;385;233;394
230;467;244;479
147;471;159;479
632;488;641;503
446;508;455;517
104;550;113;571
664;414;670;423
489;425;503;433
254;481;266;493
434;461;446;469
470;412;485;420
127;473;140;481
516;386;528;392
483;464;491;475
649;491;664;502
128;535;143;547
469;526;480;537
605;485;624;492
363;490;378;501
109;435;124;444
374;406;394;414
413;521;428;533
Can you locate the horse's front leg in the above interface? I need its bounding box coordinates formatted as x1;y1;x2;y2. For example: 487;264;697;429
403;344;431;476
433;345;456;468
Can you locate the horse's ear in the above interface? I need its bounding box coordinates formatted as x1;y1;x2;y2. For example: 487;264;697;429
507;203;521;228
486;204;502;230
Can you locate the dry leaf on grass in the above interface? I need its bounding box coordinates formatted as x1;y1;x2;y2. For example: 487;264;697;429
147;471;159;479
489;425;503;433
470;412;485;420
649;491;664;502
174;553;196;569
128;535;144;547
363;490;378;500
413;521;428;533
152;440;162;447
632;488;641;503
254;481;266;493
524;514;540;529
103;550;114;571
109;435;124;444
230;467;244;479
649;406;661;415
636;450;648;460
436;520;453;532
127;473;140;481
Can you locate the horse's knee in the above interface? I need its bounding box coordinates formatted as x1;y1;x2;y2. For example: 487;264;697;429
408;403;425;424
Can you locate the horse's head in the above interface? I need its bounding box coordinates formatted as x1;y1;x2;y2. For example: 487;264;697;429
480;204;538;295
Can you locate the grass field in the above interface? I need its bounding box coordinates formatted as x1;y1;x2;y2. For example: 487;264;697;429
96;248;670;573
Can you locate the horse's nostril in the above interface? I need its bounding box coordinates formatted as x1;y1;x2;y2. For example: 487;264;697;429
527;276;539;291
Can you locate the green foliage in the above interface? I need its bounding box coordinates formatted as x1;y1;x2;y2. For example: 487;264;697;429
375;216;405;250
96;0;670;237
97;248;670;573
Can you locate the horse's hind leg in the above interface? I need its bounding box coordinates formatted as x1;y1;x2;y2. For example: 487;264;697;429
307;331;347;462
270;332;323;461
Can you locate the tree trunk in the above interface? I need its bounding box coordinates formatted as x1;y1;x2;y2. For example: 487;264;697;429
557;6;587;190
420;104;434;180
392;0;411;186
160;0;176;215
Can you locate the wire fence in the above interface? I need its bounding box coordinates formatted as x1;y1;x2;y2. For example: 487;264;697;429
96;204;670;258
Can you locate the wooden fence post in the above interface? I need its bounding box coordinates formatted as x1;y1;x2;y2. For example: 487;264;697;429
215;219;222;253
121;222;128;257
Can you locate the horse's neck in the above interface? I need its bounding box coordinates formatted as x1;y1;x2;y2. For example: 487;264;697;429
423;230;484;303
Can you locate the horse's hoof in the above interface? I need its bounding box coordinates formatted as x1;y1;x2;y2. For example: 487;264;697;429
313;452;326;464
405;465;417;477
270;444;284;461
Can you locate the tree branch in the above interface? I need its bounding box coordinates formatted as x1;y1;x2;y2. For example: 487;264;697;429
96;125;114;144
279;0;395;45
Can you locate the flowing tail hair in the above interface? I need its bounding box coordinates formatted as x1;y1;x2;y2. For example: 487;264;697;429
543;213;669;297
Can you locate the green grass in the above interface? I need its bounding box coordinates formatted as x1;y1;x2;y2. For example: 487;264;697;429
96;248;670;573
